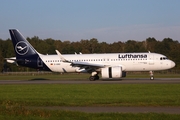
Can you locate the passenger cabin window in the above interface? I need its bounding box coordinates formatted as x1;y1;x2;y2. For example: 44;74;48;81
160;57;168;60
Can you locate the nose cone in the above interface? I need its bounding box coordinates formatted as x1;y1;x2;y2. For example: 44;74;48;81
171;61;176;68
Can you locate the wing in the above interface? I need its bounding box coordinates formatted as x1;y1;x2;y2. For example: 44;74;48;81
55;50;107;72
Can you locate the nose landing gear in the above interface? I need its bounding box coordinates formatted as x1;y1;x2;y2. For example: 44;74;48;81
149;71;154;80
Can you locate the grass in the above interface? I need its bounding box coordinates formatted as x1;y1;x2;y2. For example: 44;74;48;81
0;84;180;106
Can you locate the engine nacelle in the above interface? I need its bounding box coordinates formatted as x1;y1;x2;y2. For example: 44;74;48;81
101;66;126;79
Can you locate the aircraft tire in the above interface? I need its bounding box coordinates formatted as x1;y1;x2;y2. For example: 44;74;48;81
89;76;95;81
150;76;154;80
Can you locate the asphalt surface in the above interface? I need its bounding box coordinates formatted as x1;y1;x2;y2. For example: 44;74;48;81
33;106;180;114
1;78;180;114
0;78;180;84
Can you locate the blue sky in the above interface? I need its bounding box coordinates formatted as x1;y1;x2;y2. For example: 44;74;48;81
0;0;180;43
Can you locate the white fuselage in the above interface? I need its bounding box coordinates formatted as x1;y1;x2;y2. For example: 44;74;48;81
39;52;175;73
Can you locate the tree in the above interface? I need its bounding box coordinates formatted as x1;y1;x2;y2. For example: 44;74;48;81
99;42;109;53
124;40;140;52
80;39;90;53
89;38;99;53
145;37;157;52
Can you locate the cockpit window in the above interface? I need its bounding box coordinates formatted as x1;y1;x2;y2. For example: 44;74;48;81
160;57;168;60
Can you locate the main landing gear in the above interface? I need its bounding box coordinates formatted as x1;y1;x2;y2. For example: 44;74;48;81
149;71;154;80
89;72;99;81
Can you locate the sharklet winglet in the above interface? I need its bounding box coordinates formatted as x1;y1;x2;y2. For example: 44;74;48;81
55;50;70;63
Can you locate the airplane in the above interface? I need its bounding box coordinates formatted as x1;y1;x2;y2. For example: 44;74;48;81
6;29;175;80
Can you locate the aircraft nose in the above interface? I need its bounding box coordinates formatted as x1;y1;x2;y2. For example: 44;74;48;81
171;61;176;68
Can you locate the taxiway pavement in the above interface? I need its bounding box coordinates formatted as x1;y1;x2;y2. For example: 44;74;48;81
0;78;180;84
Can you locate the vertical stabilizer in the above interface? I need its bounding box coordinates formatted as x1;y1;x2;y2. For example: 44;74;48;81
9;29;47;70
9;29;38;58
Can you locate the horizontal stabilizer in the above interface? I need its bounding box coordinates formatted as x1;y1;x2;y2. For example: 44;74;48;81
5;57;19;66
5;57;16;64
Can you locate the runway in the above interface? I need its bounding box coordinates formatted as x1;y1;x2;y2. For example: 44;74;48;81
32;106;180;114
0;78;180;84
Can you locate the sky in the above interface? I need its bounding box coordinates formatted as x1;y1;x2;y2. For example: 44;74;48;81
0;0;180;43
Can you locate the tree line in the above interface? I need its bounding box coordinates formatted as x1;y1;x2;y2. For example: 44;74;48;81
0;37;180;72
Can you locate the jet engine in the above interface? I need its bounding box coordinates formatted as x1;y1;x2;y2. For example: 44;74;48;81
101;66;126;79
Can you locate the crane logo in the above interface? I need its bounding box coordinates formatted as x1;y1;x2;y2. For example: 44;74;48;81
15;41;29;55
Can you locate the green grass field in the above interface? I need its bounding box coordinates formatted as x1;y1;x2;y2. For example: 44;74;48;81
0;84;180;106
0;73;180;119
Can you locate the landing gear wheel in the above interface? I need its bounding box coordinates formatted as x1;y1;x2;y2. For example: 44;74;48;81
150;76;154;80
89;75;99;81
149;71;154;80
89;76;95;81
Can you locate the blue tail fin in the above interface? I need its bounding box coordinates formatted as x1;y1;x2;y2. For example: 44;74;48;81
9;29;49;70
9;29;38;58
9;29;51;71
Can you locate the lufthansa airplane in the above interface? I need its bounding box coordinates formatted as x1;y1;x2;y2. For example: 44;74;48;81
7;29;175;80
